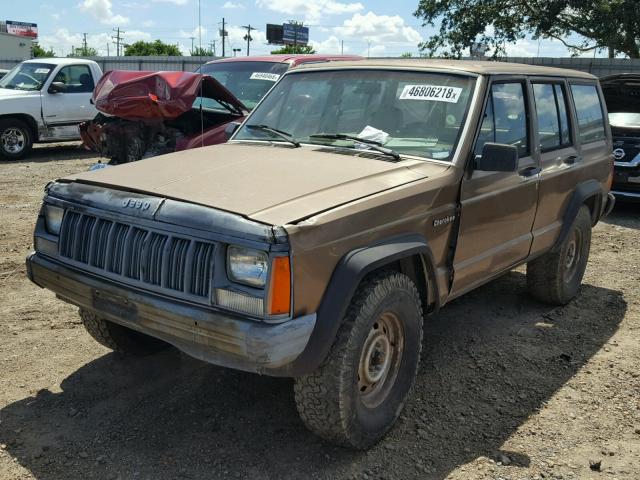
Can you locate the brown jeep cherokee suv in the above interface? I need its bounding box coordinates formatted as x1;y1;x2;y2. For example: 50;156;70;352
27;59;615;449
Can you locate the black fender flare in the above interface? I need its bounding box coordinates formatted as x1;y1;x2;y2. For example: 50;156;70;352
268;234;437;377
552;179;603;252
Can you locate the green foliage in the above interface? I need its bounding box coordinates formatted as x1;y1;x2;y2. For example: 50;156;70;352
414;0;640;58
191;46;214;56
31;42;56;58
68;46;98;57
400;52;413;58
124;40;182;56
270;44;316;54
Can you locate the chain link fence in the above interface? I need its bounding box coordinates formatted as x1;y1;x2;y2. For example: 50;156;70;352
1;56;640;77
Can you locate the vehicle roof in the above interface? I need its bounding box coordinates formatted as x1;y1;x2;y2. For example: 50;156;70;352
22;57;99;67
205;54;362;66
292;58;597;79
601;73;640;83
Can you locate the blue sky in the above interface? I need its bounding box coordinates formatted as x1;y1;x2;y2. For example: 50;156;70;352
4;0;596;58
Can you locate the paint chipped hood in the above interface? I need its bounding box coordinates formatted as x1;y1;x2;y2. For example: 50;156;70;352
92;70;248;119
60;143;446;225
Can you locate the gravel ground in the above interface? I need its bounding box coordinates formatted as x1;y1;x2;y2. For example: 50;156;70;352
0;143;639;480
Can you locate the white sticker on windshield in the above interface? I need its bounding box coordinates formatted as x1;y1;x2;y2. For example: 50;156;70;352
34;68;50;74
250;72;280;82
399;85;463;103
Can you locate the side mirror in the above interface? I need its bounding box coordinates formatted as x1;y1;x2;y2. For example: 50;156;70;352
224;121;241;140
475;143;519;172
48;82;66;94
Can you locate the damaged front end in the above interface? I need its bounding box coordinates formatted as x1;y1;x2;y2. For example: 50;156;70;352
80;70;247;164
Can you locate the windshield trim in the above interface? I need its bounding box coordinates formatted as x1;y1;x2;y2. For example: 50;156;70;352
232;67;481;165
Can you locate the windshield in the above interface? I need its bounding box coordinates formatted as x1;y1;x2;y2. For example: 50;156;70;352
198;61;289;110
234;69;476;161
0;62;55;91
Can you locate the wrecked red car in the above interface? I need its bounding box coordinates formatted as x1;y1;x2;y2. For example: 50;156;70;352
80;54;362;163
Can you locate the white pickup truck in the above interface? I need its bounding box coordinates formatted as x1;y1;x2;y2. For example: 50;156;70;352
0;57;102;160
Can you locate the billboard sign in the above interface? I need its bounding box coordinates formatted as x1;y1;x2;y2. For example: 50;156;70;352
283;23;308;45
6;20;38;38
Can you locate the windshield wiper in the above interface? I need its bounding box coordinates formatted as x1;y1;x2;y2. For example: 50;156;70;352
245;124;301;147
309;133;401;161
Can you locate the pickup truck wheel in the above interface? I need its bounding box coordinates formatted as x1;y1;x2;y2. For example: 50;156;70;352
80;309;170;355
0;119;33;160
293;271;423;449
527;205;592;305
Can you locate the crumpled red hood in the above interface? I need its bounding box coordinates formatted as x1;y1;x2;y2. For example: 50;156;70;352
91;70;247;120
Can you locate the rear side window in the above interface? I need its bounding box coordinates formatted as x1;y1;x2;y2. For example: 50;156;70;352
532;82;572;151
475;82;529;157
570;84;606;143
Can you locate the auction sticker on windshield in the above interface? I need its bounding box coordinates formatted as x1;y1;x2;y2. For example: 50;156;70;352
34;68;50;74
250;72;280;82
399;85;462;103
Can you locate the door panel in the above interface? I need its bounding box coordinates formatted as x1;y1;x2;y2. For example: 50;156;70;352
42;64;97;128
451;80;538;296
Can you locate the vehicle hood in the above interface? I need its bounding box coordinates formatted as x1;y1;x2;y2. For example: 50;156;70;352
92;70;248;120
61;143;444;225
0;88;39;99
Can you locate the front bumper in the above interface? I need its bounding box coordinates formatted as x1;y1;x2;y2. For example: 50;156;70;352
26;252;315;376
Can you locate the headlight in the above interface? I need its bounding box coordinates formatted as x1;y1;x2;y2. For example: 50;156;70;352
227;245;268;288
44;205;64;235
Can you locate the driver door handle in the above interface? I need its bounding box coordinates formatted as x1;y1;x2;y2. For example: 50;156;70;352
519;166;541;178
563;154;581;165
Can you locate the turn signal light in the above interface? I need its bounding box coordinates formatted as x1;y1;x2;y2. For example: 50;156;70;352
268;256;291;315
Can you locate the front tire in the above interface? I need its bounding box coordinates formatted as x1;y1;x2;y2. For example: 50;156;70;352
527;205;592;305
0;118;33;160
80;309;170;355
294;271;423;449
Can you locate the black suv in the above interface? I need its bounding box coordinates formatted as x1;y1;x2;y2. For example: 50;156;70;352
602;74;640;201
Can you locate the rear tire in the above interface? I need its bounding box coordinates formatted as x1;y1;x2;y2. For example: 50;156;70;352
294;271;423;449
527;205;592;305
80;309;170;355
0;118;33;160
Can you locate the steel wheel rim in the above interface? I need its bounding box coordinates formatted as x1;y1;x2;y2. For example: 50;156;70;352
564;229;582;282
1;127;26;154
358;311;404;408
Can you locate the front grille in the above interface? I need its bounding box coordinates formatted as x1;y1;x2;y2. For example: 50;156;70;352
613;136;640;163
58;210;215;298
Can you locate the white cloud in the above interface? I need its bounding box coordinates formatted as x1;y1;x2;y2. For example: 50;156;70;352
310;35;347;54
152;0;188;5
142;20;155;27
255;0;363;23
334;12;422;45
79;0;129;25
225;25;267;54
223;1;245;8
180;26;207;39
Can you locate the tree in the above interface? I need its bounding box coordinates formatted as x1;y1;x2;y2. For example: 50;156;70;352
31;42;56;58
271;44;316;54
191;46;214;56
414;0;640;58
124;40;182;56
400;52;413;58
68;46;98;57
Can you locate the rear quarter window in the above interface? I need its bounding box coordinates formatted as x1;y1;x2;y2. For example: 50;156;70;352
570;84;606;143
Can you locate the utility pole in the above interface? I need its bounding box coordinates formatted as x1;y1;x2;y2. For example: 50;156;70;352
242;24;255;56
341;40;344;55
220;18;226;57
82;33;88;56
112;27;124;56
367;40;371;58
209;40;217;56
189;36;195;54
106;42;110;56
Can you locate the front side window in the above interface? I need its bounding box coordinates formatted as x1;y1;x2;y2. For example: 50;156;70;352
570;84;606;143
474;82;529;157
235;69;477;161
0;62;55;91
53;65;95;93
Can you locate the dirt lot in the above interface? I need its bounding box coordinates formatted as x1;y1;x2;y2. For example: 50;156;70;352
0;143;638;480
